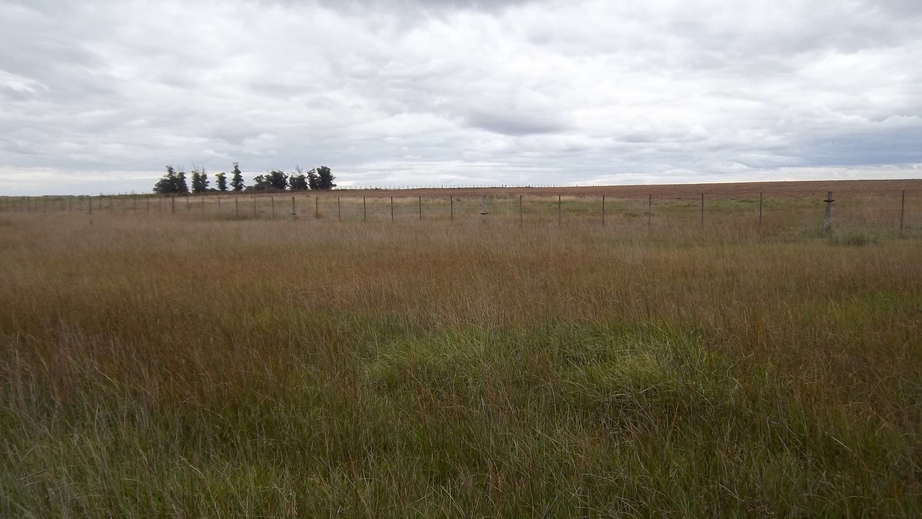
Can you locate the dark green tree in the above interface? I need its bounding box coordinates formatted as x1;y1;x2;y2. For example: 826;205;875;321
251;174;270;191
289;166;309;190
230;162;245;192
190;167;209;194
266;170;288;190
215;172;228;192
307;168;320;190
153;166;190;194
316;166;336;190
176;169;189;194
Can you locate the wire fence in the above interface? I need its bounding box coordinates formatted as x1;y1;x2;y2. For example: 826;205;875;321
2;189;920;238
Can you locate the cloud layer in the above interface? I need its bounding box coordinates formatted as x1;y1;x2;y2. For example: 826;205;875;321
1;0;920;194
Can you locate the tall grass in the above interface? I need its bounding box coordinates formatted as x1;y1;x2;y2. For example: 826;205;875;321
1;208;920;516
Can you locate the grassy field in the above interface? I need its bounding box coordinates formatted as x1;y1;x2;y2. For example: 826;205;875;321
1;182;921;516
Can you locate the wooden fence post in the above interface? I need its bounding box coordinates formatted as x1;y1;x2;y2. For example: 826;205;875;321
363;197;367;221
823;191;834;236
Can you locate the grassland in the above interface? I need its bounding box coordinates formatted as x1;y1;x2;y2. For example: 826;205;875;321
1;182;921;516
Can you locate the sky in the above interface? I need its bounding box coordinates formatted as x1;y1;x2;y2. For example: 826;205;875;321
1;0;921;195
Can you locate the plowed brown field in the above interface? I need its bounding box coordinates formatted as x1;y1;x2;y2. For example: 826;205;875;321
333;178;922;199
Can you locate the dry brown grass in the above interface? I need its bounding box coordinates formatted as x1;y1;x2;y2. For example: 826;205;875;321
1;181;921;516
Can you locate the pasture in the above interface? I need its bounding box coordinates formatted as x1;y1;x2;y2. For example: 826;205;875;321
1;181;921;516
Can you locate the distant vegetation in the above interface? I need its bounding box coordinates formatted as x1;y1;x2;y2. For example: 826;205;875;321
153;162;335;194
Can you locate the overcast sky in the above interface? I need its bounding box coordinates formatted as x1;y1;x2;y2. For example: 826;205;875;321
2;0;921;195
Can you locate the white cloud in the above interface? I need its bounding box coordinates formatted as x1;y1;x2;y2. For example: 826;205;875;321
0;0;919;194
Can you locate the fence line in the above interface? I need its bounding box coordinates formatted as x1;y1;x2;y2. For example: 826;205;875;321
1;191;920;237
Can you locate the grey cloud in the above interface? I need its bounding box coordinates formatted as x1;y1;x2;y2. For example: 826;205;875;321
285;0;541;13
1;0;921;195
464;110;567;135
799;123;922;167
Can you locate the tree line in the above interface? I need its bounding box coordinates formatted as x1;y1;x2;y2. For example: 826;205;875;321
153;163;335;194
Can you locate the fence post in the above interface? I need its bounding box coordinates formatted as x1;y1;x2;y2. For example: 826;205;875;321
418;196;422;220
450;196;453;221
363;197;367;221
271;196;275;219
186;196;190;212
900;190;905;238
253;196;257;218
290;196;296;217
201;196;205;214
235;197;239;218
759;192;763;226
216;197;219;215
337;197;341;221
823;191;834;236
391;197;394;221
520;195;523;224
171;196;176;214
315;197;320;219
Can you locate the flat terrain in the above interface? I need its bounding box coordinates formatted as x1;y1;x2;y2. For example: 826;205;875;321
1;180;921;516
339;178;922;198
